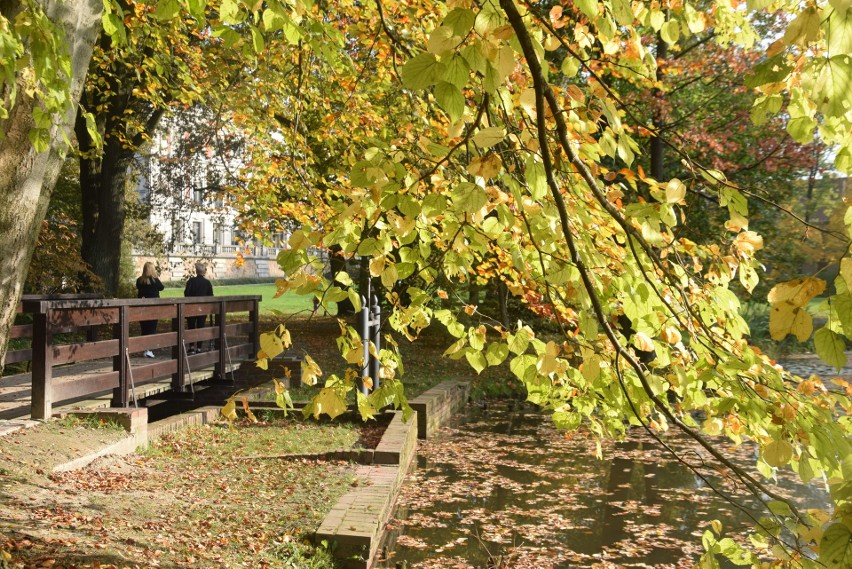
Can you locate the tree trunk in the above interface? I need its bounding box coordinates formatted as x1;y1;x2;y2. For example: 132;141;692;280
77;124;134;296
0;0;102;373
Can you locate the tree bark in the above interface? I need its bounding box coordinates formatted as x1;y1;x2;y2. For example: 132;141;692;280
0;0;102;373
77;121;134;296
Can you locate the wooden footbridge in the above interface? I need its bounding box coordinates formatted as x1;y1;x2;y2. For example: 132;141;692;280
1;295;261;421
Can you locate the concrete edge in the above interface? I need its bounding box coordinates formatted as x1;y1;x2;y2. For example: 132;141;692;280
316;380;470;568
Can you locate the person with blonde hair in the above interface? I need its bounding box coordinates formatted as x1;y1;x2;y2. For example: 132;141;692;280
135;261;164;358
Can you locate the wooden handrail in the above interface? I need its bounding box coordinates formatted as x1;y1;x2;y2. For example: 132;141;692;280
8;295;261;420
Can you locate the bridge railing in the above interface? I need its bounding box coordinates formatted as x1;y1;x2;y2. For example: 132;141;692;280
11;295;260;420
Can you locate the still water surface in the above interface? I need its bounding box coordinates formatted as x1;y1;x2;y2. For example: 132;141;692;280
380;402;828;568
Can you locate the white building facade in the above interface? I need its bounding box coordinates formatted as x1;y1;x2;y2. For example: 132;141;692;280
132;111;289;282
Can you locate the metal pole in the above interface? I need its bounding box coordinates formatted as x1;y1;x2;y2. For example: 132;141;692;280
358;275;371;396
369;294;381;391
182;340;195;396
124;349;138;408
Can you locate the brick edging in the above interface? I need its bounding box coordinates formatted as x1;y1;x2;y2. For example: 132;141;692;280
315;380;470;568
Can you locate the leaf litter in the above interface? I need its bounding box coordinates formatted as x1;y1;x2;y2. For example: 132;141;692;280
381;401;829;568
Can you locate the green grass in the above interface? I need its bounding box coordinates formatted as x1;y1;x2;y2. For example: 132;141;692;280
162;283;316;315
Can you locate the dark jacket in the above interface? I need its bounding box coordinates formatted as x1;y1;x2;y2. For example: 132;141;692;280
136;277;164;298
184;275;213;297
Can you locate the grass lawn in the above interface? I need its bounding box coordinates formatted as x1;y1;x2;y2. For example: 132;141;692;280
162;283;318;315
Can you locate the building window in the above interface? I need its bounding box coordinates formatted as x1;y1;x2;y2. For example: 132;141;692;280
192;221;202;244
193;188;204;205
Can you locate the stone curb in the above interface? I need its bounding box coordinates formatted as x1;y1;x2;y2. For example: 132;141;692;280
314;380;471;568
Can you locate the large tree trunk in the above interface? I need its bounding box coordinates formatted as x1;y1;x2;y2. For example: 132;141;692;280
77;124;134;296
0;0;102;373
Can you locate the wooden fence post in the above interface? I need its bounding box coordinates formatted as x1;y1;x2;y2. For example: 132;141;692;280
172;302;186;391
30;310;52;420
217;300;227;380
250;298;260;356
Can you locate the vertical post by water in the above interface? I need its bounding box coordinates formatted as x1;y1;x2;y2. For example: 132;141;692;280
359;275;371;396
369;294;381;391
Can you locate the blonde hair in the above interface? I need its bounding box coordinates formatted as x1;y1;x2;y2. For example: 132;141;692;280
141;262;158;284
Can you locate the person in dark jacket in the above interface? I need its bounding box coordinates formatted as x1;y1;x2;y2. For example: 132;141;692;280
136;262;164;358
184;262;214;353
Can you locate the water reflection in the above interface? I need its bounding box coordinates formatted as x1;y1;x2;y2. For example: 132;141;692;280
380;402;828;568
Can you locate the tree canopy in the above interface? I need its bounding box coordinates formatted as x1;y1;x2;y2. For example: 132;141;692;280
2;0;852;566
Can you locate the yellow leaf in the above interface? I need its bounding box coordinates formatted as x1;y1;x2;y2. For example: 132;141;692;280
221;399;237;428
363;375;374;390
769;303;813;341
241;397;258;423
767;277;826;308
661;326;682;345
581;354;601;382
472;126;505;149
256;358;269;370
369;255;386;277
301;355;323;386
274;378;285;394
840;258;852;289
633;331;655;352
734;230;764;254
312;387;347;420
467;153;503;179
260;331;285;359
664;178;686;204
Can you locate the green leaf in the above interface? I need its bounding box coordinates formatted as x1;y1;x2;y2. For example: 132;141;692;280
814;327;848;371
525;156;547;199
427;26;459;56
552;410;581;430
443;54;471;88
401;53;444;90
465;349;487;374
820;523;852;569
660;19;680;44
744;55;793;89
510;353;537;380
762;439;794;467
153;0;181;21
787;116;817;143
812;55;852;117
186;0;206;21
444;8;475;36
434;81;465;122
561;56;579;78
610;0;634;26
219;0;241;24
509;328;531;354
452;182;488;213
251;26;265;54
575;0;599;20
485;342;509;366
826;8;852;56
472;126;505;149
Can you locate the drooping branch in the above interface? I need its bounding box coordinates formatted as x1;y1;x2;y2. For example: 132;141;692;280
500;0;807;528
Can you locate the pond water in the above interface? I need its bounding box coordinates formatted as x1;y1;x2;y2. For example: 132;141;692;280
379;402;829;568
